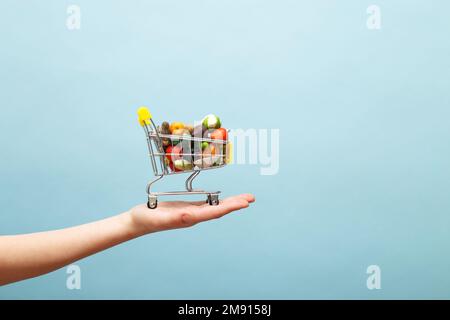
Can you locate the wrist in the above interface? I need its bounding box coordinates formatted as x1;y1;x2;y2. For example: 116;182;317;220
116;211;144;239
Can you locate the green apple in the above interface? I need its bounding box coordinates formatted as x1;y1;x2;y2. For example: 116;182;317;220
201;141;209;151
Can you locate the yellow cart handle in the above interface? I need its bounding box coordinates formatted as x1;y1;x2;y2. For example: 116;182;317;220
137;106;152;126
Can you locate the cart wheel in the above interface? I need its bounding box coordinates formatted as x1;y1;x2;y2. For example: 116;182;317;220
147;196;158;209
207;194;219;206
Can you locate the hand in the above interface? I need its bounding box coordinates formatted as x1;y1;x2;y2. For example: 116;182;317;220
128;194;255;235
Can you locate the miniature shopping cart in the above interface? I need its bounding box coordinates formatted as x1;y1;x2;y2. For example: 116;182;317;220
137;107;231;209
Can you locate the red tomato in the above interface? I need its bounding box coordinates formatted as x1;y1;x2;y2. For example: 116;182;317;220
210;128;227;141
165;145;183;162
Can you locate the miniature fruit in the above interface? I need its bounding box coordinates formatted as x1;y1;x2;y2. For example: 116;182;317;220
159;121;171;147
172;128;191;144
202;114;221;130
158;116;224;170
172;128;191;136
169;161;182;172
165;158;180;172
210;128;227;141
204;144;216;156
173;159;193;171
160;121;170;134
193;158;207;168
194;155;221;168
170;122;185;133
201;141;209;151
165;145;183;162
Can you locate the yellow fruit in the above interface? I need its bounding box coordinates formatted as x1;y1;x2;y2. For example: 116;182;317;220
172;128;190;136
170;122;185;133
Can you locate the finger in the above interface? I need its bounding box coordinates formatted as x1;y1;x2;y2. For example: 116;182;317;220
190;195;251;223
236;193;255;203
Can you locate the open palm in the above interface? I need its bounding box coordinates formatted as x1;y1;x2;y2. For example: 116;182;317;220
130;194;255;234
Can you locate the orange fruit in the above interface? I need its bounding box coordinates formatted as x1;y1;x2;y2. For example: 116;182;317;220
169;122;185;133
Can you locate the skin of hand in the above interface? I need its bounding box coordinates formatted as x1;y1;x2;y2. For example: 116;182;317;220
0;194;255;286
130;194;255;235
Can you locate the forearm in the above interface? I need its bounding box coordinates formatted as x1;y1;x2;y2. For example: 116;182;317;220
0;211;139;286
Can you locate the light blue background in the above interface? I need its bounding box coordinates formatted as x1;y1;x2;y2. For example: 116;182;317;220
1;0;449;299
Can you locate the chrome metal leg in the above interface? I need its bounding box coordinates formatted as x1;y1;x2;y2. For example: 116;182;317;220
147;175;164;195
185;171;200;192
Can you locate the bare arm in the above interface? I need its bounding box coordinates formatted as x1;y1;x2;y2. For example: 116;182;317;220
0;194;255;286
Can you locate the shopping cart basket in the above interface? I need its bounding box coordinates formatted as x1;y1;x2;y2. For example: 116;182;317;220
137;107;231;209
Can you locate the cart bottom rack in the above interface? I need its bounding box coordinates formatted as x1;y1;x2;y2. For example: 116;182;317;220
147;190;220;209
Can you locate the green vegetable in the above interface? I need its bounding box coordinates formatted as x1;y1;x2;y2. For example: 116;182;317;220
202;114;221;129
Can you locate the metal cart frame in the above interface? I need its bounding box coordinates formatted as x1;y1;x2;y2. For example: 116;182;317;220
137;107;229;209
